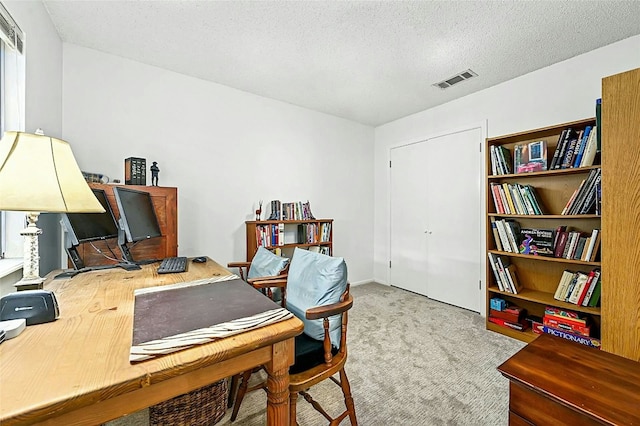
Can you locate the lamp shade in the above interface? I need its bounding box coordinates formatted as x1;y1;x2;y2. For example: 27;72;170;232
0;131;104;213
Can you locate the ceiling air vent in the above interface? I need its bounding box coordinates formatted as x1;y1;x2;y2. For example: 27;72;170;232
433;69;477;89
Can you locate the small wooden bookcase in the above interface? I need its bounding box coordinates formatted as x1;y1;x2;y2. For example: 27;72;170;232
245;219;333;261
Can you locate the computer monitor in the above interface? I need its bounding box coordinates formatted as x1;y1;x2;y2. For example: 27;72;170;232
112;186;162;263
62;189;119;246
61;188;120;270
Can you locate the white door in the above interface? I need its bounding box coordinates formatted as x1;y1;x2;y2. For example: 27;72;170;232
390;127;482;312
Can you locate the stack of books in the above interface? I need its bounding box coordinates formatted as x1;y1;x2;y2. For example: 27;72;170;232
488;303;528;331
553;268;601;307
538;306;601;349
550;125;598;170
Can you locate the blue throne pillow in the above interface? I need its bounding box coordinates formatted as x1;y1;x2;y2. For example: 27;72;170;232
285;248;347;348
247;246;289;280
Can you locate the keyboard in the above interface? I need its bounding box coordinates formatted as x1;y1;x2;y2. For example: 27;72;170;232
157;256;188;274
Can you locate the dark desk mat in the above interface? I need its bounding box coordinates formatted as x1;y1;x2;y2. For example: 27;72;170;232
132;278;281;345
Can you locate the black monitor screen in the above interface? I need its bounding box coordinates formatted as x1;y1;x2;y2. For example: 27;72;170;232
113;187;162;242
63;189;119;244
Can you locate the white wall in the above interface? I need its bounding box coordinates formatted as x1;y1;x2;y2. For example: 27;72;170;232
62;44;375;284
373;35;640;285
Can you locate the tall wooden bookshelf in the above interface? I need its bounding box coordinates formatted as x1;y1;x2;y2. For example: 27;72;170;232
485;67;640;362
485;118;601;343
245;219;333;262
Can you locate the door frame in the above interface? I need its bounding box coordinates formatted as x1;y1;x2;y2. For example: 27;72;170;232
387;120;488;316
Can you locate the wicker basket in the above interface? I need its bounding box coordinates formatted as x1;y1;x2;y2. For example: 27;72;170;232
149;379;228;425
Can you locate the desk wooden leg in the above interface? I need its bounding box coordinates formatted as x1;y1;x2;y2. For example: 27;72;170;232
265;338;295;426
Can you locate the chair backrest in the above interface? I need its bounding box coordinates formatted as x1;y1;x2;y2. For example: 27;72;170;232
247;246;289;279
285;247;347;349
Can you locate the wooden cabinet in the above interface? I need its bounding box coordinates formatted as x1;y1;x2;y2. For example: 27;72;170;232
498;334;640;425
601;67;640;361
485;117;601;343
245;219;333;262
73;184;178;266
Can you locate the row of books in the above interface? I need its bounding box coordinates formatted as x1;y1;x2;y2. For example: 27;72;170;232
549;125;598;170
267;200;316;221
297;223;329;244
561;167;601;215
487;253;522;294
490;218;601;261
490;140;549;175
490;182;545;215
552;227;600;261
553;268;602;307
256;223;285;248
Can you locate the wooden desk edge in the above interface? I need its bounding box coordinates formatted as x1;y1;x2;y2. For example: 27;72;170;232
1;316;303;426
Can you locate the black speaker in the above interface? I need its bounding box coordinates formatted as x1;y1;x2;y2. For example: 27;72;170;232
0;290;59;325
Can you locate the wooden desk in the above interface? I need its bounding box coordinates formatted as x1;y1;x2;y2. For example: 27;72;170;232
498;334;640;425
0;258;304;426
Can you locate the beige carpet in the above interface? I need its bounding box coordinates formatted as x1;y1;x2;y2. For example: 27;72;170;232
108;282;525;425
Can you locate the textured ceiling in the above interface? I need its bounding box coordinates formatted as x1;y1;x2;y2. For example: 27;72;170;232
43;1;640;126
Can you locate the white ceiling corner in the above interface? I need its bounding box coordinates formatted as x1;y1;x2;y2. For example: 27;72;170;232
42;0;640;127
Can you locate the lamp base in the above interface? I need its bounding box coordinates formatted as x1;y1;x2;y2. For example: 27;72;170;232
14;276;45;291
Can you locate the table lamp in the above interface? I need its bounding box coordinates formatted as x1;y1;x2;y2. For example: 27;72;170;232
0;130;105;290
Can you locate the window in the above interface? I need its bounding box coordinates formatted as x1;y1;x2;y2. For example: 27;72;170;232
0;2;26;261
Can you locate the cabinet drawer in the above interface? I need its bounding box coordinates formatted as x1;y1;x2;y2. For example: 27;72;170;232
509;382;602;426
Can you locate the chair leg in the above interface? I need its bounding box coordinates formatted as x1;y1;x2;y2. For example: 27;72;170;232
339;369;357;425
290;390;298;426
230;370;252;421
228;374;239;408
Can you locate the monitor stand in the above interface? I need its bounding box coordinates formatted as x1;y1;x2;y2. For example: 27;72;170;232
55;245;142;280
118;229;162;266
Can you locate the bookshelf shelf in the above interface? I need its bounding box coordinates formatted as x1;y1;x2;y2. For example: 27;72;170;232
487;286;601;317
487;250;601;267
486;116;602;343
487;164;601;180
486;322;538;343
245;219;333;262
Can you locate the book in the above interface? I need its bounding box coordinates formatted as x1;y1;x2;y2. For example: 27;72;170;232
542;326;601;349
504;219;521;253
518;228;554;256
568;168;601;215
560;132;579;169
494;219;512;253
572;237;588;260
579;125;598;167
553;231;569;258
553;270;575;301
572;126;592;167
487;253;505;291
581;269;601;307
549;129;568;170
544;306;585;322
495;255;511;292
523;185;545;214
488;316;528;331
490;307;526;323
552;128;576;170
514;140;547;173
504;264;522;294
543;315;591;336
567;272;589;304
578;171;602;214
587;278;602;307
576;269;596;306
489;217;503;251
583;229;601;262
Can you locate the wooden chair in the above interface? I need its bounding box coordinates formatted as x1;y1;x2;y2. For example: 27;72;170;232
226;248;290;407
230;248;357;425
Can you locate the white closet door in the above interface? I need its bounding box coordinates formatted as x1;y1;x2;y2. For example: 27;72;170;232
390;127;482;312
